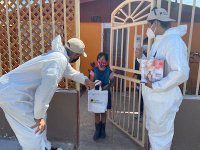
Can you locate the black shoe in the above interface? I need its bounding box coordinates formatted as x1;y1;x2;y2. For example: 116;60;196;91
93;122;101;141
100;123;106;139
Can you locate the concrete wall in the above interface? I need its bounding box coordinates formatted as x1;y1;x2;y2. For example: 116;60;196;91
80;0;200;23
171;99;200;150
47;89;79;146
80;0;123;22
0;89;80;147
0;109;15;139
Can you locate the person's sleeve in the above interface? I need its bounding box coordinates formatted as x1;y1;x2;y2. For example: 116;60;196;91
90;70;94;77
137;54;147;64
63;62;88;85
34;60;66;119
152;38;190;92
109;70;114;80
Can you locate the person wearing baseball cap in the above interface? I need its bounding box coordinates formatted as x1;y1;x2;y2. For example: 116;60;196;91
146;7;176;39
65;37;87;63
66;38;87;57
136;7;190;150
0;35;94;150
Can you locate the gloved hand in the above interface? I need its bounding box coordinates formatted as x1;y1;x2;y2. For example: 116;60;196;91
32;118;46;134
102;84;109;90
85;79;95;90
145;78;152;89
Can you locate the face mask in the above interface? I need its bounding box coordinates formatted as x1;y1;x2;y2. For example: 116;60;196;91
143;45;148;52
98;60;107;68
146;24;156;39
69;57;79;63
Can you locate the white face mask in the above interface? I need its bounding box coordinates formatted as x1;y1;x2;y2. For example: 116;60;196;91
143;45;148;52
146;24;156;39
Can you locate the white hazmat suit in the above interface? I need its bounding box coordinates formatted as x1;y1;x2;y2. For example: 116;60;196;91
141;25;190;150
0;35;88;150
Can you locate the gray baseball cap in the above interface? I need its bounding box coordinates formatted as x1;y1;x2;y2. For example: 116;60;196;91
147;8;175;22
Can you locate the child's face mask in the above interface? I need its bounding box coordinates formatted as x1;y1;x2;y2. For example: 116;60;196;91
98;60;107;68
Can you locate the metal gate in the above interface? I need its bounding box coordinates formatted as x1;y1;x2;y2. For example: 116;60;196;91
0;0;80;88
108;0;153;147
108;0;200;148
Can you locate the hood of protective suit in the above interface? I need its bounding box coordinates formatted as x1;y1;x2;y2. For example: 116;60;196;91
164;25;187;37
155;25;187;42
51;35;68;58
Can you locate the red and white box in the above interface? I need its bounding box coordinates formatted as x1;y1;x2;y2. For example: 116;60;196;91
140;59;165;83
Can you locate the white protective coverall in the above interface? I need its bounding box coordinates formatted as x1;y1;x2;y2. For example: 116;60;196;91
141;25;190;150
0;35;88;150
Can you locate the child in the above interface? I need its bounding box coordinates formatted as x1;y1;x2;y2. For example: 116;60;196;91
89;52;114;141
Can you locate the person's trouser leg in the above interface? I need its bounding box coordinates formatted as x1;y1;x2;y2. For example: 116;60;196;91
140;96;144;114
1;102;51;150
5;112;46;150
148;111;176;150
143;91;182;150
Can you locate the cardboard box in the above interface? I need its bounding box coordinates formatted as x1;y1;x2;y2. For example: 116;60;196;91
141;59;164;83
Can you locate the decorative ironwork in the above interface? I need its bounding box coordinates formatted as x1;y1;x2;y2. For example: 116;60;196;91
0;0;77;88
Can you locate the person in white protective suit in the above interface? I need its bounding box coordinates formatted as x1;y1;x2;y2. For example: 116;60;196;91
0;35;95;150
136;7;190;150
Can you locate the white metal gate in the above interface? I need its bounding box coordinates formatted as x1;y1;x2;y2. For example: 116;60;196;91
108;0;153;147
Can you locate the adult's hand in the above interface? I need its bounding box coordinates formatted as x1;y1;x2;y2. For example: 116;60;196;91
145;78;153;89
85;79;95;90
135;47;143;59
102;85;109;90
31;118;46;134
